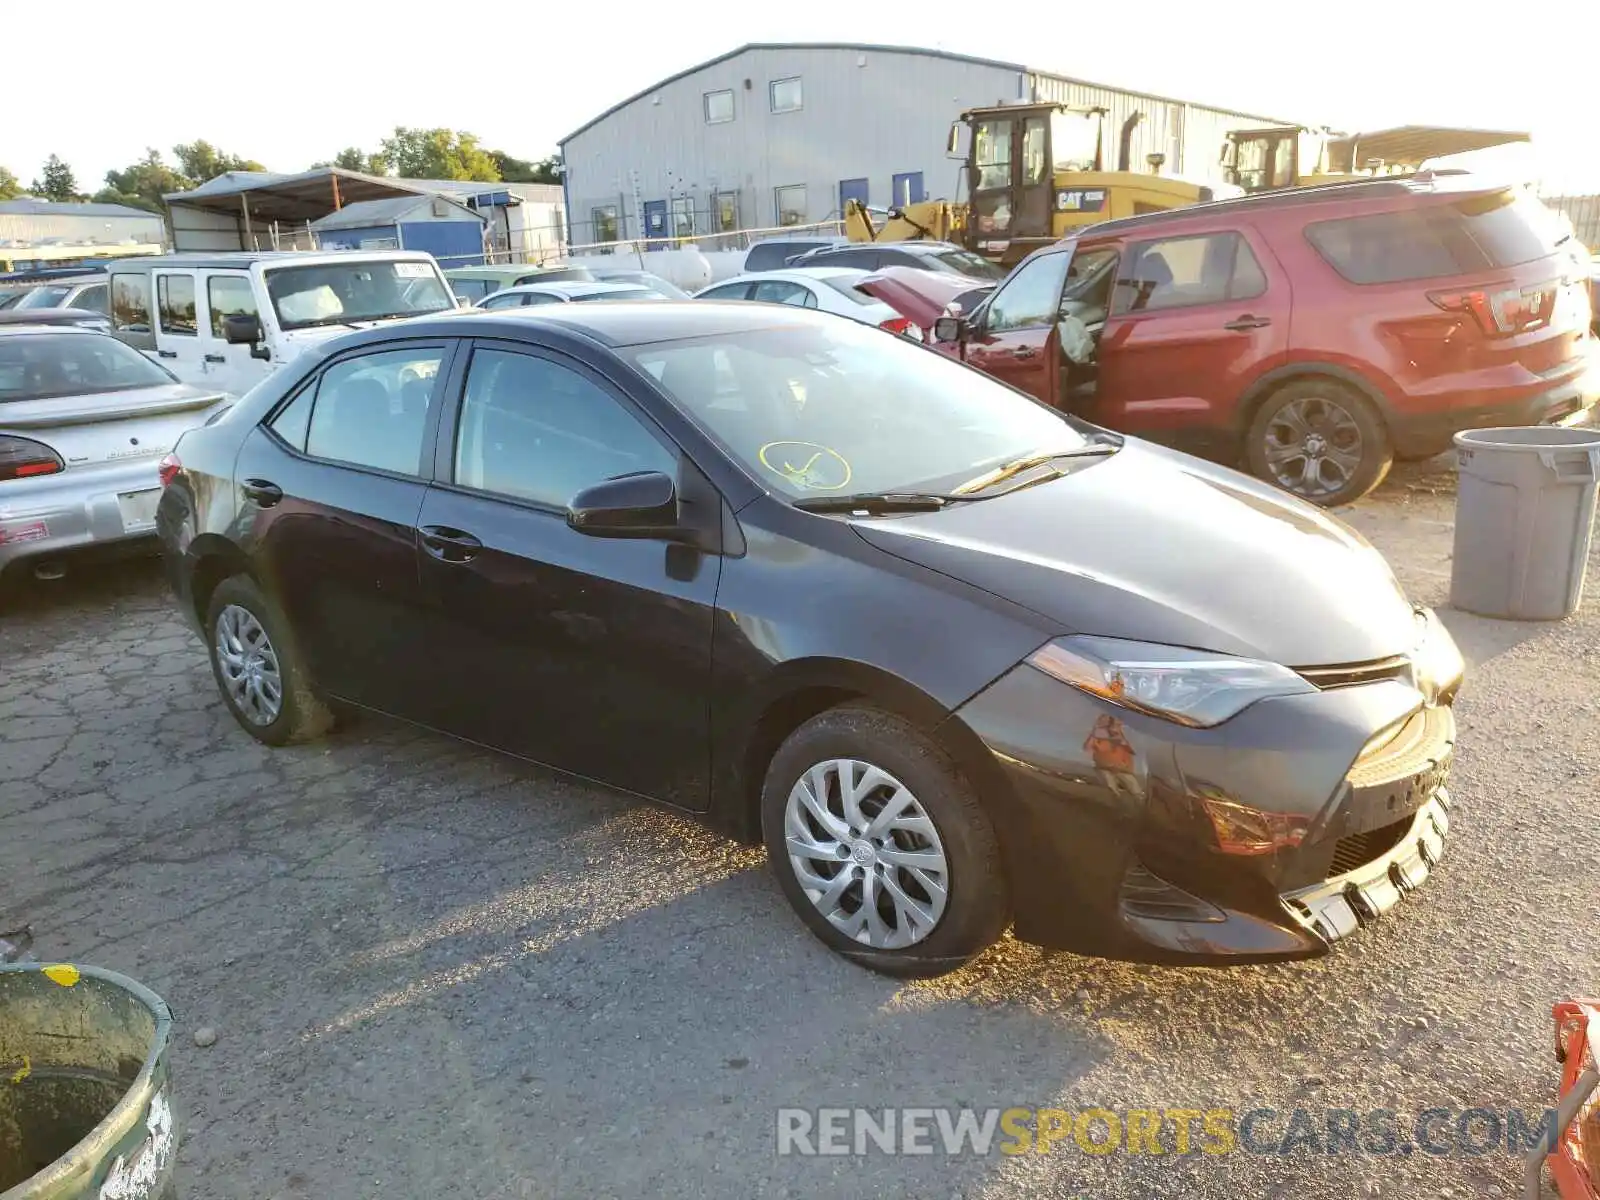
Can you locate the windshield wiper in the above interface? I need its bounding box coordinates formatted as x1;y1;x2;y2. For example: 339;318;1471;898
953;444;1118;495
793;492;958;514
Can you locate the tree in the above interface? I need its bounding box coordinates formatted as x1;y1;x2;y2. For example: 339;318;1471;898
96;149;193;213
172;140;265;184
32;155;78;202
0;166;20;200
489;150;561;185
330;147;367;171
375;127;500;181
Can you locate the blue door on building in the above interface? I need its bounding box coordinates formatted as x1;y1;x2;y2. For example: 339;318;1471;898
838;178;869;214
642;199;668;250
891;172;926;207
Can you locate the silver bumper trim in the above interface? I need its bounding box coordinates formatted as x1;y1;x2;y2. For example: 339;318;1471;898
1281;790;1451;944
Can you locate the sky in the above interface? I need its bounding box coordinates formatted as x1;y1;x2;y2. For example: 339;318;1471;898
8;0;1600;193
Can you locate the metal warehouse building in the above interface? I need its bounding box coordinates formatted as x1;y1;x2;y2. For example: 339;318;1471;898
558;42;1287;245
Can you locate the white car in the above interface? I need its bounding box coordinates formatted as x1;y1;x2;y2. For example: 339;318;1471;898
477;280;667;309
693;268;916;336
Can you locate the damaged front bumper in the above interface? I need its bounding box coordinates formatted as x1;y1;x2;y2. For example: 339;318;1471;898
1283;790;1450;943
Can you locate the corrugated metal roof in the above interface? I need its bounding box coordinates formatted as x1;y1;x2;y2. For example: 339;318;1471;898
0;198;157;218
558;41;1288;146
310;195;483;231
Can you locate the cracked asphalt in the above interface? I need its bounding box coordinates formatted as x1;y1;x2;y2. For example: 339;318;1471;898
3;458;1598;1200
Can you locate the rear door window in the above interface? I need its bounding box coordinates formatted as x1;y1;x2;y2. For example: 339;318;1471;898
302;346;445;476
1111;232;1266;314
156;274;198;336
111;275;152;333
72;284;108;314
752;280;818;307
1306;190;1565;284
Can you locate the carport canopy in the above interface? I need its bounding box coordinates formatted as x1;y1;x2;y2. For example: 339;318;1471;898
1326;125;1531;172
164;169;443;224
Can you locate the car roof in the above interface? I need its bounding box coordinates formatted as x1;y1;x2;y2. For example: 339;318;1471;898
108;250;438;272
494;280;651;299
326;301;837;351
0;322;100;337
721;267;869;285
1067;172;1516;245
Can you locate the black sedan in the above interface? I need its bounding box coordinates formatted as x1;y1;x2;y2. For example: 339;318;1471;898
155;303;1464;977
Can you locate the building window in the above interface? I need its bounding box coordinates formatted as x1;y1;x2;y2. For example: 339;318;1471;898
769;77;802;114
591;205;618;244
670;197;694;239
713;191;739;233
774;185;807;227
704;89;734;124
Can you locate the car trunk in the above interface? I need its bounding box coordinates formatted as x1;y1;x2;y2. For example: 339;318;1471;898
1;382;224;471
856;267;990;330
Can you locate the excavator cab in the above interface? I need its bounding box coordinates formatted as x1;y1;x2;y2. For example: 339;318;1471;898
1221;126;1329;193
959;103;1105;261
1222;124;1531;193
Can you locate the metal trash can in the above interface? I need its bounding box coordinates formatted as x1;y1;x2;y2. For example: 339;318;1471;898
1451;426;1600;620
0;963;176;1200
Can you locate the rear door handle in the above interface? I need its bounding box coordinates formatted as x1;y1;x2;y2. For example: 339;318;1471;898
241;478;282;507
204;353;226;364
419;525;483;563
156;349;178;358
1223;315;1272;331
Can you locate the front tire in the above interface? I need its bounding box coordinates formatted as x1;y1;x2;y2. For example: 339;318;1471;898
1245;379;1392;507
760;705;1008;978
205;575;333;746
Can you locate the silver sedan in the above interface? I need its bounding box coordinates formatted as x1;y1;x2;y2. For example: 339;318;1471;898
0;325;228;582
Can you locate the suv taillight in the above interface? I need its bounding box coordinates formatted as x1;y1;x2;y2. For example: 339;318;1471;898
158;453;182;488
0;435;64;482
879;316;922;340
1429;279;1558;336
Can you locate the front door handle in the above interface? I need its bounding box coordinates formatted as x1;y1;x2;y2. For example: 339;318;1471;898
156;349;178;358
419;525;483;563
241;478;283;507
1223;314;1272;331
204;353;226;364
1012;345;1039;359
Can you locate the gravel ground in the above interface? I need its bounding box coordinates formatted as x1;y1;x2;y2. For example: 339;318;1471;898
2;456;1597;1199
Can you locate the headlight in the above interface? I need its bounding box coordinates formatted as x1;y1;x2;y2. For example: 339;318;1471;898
1027;636;1315;728
1412;608;1464;701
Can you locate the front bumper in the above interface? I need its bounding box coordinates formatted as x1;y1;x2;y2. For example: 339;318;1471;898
0;458;165;573
950;662;1456;963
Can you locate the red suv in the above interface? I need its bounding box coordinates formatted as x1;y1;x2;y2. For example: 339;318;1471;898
865;175;1597;505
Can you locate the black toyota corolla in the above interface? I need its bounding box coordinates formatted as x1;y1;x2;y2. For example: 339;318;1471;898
155;303;1463;977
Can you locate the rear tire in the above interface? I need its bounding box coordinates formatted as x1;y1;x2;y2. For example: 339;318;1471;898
1245;379;1392;507
760;704;1008;978
204;575;333;746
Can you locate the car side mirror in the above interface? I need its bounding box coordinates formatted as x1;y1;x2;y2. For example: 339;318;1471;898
224;313;270;359
933;314;968;343
567;471;680;539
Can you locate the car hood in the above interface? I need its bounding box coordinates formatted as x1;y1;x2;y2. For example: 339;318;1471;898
857;267;986;330
851;442;1418;668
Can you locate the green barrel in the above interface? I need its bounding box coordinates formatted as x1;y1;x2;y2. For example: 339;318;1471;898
0;964;176;1200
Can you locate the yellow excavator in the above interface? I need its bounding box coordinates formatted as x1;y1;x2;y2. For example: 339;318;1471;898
1220;124;1531;193
845;102;1229;267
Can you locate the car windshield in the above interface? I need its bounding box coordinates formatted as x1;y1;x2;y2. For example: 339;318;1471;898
927;249;1006;280
0;333;175;401
624;317;1091;498
264;260;454;330
12;286;74;310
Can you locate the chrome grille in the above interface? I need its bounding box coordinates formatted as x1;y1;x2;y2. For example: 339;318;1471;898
1296;655;1413;690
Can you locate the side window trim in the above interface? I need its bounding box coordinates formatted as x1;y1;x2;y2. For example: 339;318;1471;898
432;337;683;513
263;338;458;480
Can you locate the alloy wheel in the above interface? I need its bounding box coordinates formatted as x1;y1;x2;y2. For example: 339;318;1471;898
1262;395;1365;499
214;604;283;727
783;758;950;949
